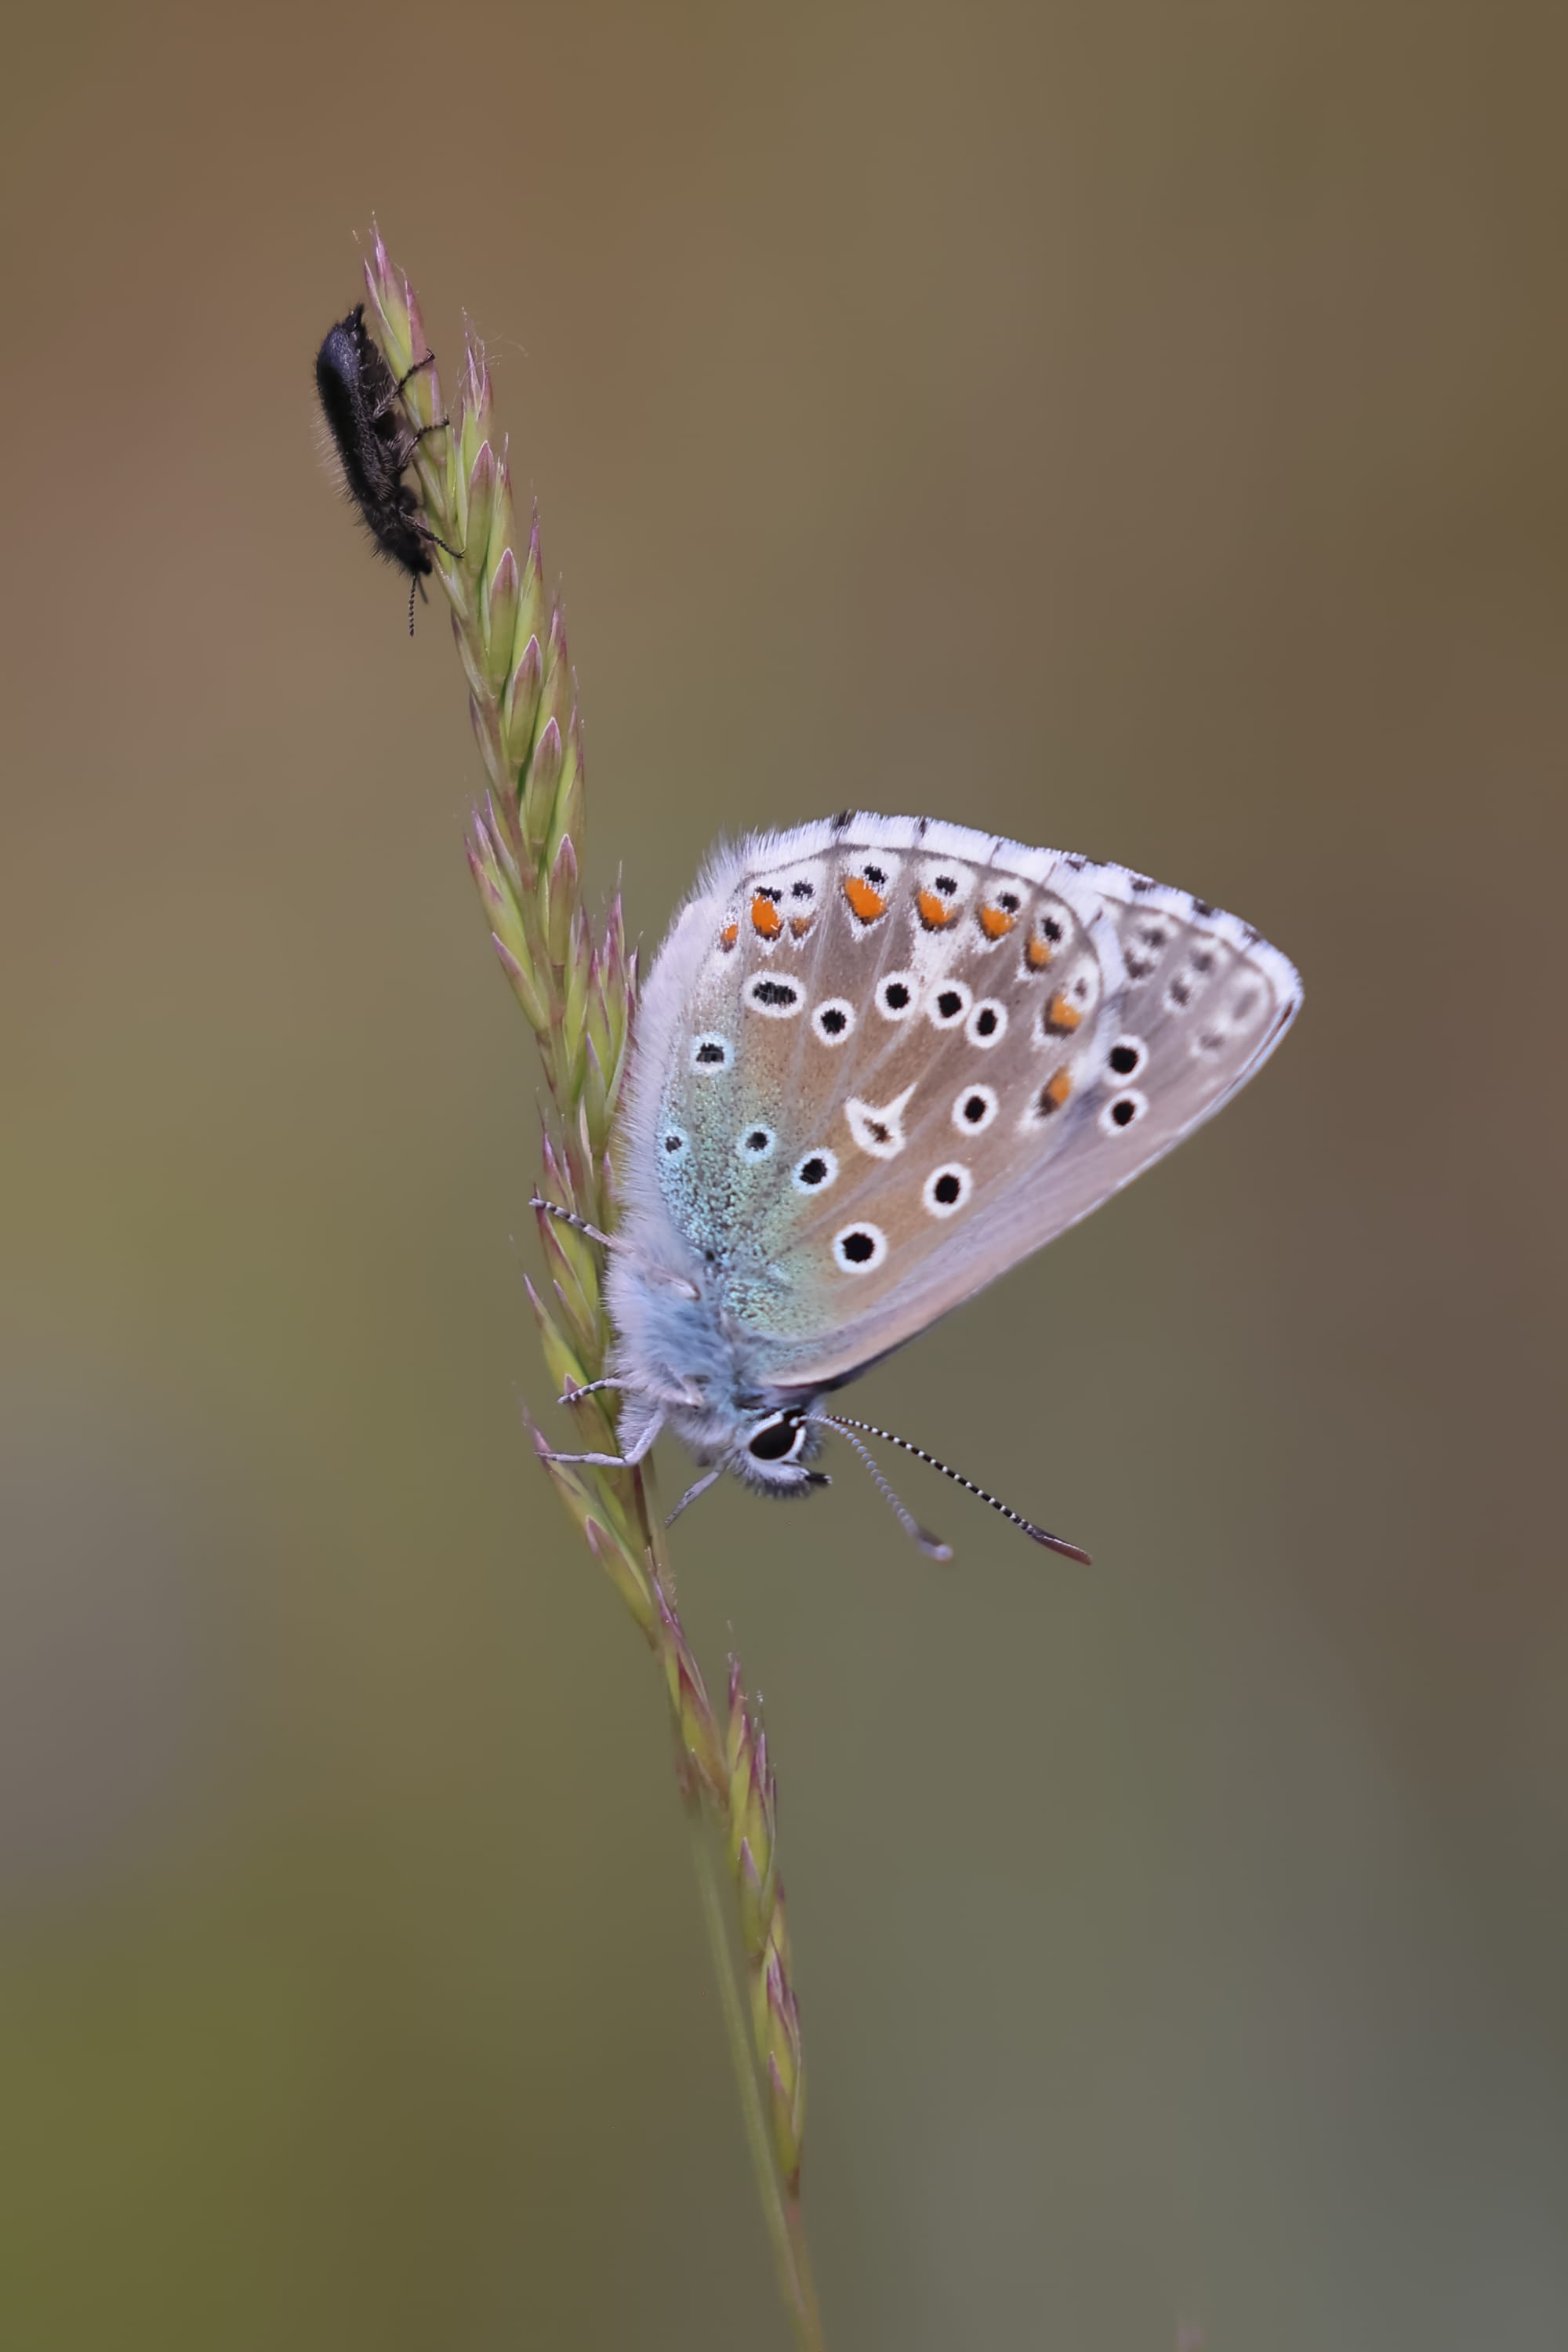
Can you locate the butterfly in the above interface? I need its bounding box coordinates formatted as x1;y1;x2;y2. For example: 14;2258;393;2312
543;813;1301;1559
314;305;455;633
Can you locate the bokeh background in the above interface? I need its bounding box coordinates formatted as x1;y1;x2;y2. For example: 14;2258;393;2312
3;2;1565;2346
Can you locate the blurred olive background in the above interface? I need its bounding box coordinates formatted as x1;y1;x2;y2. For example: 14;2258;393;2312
2;2;1565;2347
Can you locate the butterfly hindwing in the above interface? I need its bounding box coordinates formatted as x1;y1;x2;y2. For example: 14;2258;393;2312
626;816;1300;1386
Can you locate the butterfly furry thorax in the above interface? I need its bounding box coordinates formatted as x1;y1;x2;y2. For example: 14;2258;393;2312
577;812;1301;1528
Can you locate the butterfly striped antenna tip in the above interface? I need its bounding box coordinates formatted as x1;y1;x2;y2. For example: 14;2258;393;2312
812;1414;1092;1566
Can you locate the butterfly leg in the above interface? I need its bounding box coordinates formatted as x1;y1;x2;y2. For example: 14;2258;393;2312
557;1374;623;1406
539;1410;665;1472
666;1468;721;1527
557;1371;707;1410
532;1194;702;1301
531;1193;616;1250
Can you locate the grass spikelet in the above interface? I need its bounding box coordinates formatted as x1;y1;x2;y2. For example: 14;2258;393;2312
347;227;826;2349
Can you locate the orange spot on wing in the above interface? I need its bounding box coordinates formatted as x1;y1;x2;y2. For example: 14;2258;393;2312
720;921;739;950
1025;933;1054;969
1040;1068;1073;1112
978;903;1017;940
1044;992;1083;1033
750;894;782;938
844;874;887;922
917;887;960;930
789;914;815;938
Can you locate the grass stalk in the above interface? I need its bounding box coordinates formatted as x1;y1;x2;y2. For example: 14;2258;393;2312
686;1802;822;2345
351;227;825;2349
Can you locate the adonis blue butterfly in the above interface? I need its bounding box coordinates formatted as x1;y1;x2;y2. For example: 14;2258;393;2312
543;813;1301;1558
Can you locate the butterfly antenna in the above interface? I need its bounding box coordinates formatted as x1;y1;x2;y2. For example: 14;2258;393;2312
819;1414;1092;1564
811;1417;953;1561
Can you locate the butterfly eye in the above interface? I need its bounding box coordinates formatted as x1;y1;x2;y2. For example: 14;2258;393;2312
748;1412;807;1464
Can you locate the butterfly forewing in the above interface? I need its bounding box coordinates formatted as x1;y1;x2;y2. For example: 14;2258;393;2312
635;816;1300;1385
